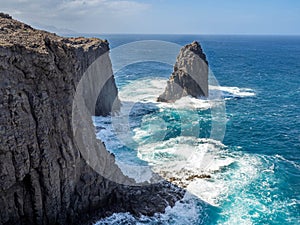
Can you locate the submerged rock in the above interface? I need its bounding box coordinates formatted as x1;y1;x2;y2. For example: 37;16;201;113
157;41;208;102
0;13;184;225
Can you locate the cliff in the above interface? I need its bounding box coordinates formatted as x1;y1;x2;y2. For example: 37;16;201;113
0;13;184;225
157;41;208;102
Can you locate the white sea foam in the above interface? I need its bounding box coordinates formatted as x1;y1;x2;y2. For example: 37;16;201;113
116;162;154;183
95;193;206;225
210;85;256;98
120;78;256;106
135;136;230;171
119;78;167;103
94;107;289;224
166;96;213;110
134;132;262;207
93;77;263;224
189;153;261;207
94;151;265;224
94;77;257;185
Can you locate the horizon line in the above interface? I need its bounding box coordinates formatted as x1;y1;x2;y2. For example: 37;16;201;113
62;32;300;37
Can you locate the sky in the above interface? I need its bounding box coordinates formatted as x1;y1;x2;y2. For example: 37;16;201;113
1;0;300;35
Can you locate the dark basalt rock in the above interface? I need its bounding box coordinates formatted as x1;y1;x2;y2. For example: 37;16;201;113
158;41;208;102
0;14;184;225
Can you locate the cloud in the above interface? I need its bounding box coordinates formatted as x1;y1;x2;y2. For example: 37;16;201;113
57;0;149;19
1;0;150;33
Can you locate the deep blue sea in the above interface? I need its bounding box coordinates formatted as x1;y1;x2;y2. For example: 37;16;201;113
89;35;300;224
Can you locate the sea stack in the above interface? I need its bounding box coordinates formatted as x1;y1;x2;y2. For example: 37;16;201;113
157;41;208;102
0;13;184;225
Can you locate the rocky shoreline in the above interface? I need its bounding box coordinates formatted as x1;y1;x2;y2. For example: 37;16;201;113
0;13;184;225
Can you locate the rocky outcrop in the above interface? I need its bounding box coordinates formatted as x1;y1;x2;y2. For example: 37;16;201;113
0;13;184;225
157;41;208;102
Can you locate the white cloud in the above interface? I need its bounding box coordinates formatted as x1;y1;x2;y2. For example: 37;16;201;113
0;0;150;33
56;0;149;19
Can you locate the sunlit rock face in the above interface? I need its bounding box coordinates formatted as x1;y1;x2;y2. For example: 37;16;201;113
158;41;208;102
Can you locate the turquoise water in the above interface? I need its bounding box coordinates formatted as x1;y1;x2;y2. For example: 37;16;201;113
92;35;300;224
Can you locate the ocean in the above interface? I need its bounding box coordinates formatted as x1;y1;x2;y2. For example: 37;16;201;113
89;35;300;224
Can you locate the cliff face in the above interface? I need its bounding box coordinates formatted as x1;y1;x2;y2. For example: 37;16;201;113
157;41;208;102
0;13;184;225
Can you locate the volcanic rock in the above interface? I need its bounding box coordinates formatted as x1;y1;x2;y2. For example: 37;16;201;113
0;13;184;225
158;41;208;102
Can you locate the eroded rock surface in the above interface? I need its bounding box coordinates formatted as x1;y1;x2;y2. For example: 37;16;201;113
0;13;184;225
158;41;208;102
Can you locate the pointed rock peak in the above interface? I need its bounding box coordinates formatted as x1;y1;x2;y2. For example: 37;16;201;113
181;41;208;65
187;41;201;49
157;41;209;102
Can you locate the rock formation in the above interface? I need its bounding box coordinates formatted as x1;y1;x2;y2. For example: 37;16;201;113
0;13;184;225
157;41;208;102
